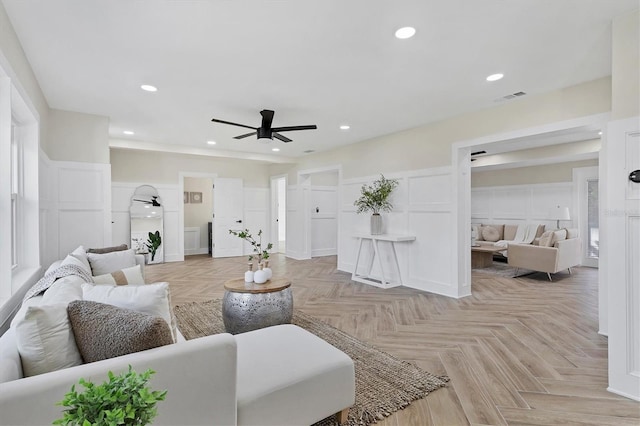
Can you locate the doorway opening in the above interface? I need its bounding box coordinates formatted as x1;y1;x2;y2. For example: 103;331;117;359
270;175;287;254
178;172;217;260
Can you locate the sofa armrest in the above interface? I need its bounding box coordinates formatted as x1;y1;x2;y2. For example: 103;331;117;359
555;238;582;271
0;334;238;426
507;243;559;273
135;254;146;280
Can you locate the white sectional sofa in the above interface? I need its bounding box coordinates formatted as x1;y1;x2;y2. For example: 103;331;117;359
0;247;355;425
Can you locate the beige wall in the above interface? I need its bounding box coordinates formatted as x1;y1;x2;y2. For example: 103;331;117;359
612;9;640;120
184;177;213;249
47;109;110;163
272;77;611;184
310;170;339;186
110;148;271;187
0;2;49;152
471;159;598;187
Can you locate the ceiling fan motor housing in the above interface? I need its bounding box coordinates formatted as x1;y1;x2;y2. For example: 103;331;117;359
257;127;273;140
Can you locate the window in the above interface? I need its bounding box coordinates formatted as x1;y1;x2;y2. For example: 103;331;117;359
10;122;20;269
586;179;599;259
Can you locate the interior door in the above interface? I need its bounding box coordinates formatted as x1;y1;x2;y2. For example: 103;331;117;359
213;178;243;258
605;116;640;400
574;166;599;268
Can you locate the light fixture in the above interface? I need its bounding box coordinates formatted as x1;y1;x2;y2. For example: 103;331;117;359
395;27;416;39
272;148;280;152
486;73;504;82
123;130;134;135
598;131;603;136
140;84;157;92
339;125;350;130
144;205;150;209
207;140;216;145
548;205;571;229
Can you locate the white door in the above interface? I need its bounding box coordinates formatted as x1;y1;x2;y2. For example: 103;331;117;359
213;178;244;258
605;116;640;400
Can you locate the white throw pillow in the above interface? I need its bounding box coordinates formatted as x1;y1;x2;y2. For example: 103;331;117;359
14;304;83;377
41;276;84;305
93;264;145;286
82;282;176;342
70;245;92;274
87;249;136;276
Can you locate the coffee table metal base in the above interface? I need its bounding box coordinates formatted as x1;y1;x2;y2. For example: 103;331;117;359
222;288;293;334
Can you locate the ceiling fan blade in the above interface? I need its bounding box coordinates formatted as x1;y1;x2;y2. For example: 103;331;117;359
234;131;257;139
133;199;152;204
273;132;292;143
271;125;317;132
260;109;274;129
211;118;257;131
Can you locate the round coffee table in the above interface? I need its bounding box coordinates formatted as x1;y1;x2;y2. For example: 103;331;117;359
222;277;293;334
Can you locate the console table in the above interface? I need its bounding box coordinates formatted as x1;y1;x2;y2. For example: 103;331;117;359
351;233;416;289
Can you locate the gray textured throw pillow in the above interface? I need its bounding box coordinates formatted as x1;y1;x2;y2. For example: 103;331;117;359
67;300;173;363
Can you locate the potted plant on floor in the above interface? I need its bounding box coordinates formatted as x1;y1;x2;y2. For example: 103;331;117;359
354;174;399;235
146;231;162;263
54;366;167;426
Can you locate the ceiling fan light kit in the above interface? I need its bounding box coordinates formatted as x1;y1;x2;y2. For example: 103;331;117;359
211;109;317;143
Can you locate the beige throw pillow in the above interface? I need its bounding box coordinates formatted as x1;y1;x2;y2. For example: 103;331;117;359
67;300;174;363
551;229;567;246
538;230;554;247
93;264;145;286
87;249;136;276
482;226;500;242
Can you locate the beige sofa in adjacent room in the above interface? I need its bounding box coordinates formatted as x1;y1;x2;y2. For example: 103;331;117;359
507;228;582;281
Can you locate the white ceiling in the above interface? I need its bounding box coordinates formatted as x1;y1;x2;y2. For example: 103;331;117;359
3;0;637;162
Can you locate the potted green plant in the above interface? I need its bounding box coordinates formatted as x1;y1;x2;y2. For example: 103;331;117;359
354;174;399;235
229;229;274;283
54;366;167;426
146;231;162;262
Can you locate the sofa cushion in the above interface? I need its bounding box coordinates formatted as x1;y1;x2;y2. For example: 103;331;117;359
70;246;92;274
538;230;554;247
475;225;485;241
87;249;136;276
482;226;500;242
60;254;91;276
82;282;177;342
503;225;518;241
14;304;83;377
41;276;84;305
67;300;174;363
565;228;579;239
87;244;129;254
551;229;568;246
93;264;145;286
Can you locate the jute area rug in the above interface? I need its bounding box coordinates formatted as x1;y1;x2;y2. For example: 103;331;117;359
173;299;449;426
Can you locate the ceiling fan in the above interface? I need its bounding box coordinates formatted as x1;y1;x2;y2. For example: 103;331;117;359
211;109;317;143
133;196;161;207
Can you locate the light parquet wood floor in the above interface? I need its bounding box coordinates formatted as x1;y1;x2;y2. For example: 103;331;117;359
146;254;640;426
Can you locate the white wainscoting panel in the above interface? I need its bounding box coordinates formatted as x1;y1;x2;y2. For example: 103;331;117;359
56;161;111;258
184;227;205;255
471;182;574;230
286;185;305;259
338;167;457;297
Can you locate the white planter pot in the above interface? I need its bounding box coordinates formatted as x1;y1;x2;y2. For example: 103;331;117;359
371;213;383;235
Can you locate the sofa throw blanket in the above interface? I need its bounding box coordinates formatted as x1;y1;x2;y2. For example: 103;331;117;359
23;265;93;301
494;224;539;255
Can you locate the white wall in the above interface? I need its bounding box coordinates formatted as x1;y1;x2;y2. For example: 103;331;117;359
471;182;575;230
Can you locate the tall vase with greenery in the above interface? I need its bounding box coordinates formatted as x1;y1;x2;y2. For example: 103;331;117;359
354;174;399;235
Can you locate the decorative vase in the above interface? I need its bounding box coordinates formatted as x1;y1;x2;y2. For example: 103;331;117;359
262;260;272;280
370;213;383;235
244;263;254;283
254;264;267;284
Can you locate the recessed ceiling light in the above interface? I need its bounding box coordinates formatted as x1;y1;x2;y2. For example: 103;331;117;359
339;125;350;130
207;140;216;145
144;205;150;209
123;130;134;135
272;148;280;152
140;84;157;92
486;73;504;82
395;27;416;39
598;131;603;135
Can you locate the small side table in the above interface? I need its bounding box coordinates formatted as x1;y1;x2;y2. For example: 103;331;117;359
222;278;293;334
352;233;416;289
